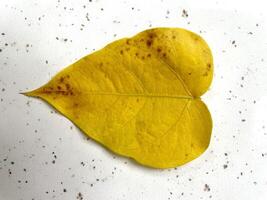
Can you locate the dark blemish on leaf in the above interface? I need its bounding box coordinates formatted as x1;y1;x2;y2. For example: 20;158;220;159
126;39;130;45
57;86;61;90
65;83;70;90
63;188;67;192
223;164;228;169
147;53;151;58
141;56;145;60
148;32;157;39
203;72;208;76
146;39;153;47
126;47;130;51
188;72;192;75
11;161;14;165
162;53;167;57
172;35;176;39
157;47;162;53
120;50;123;55
60;77;64;83
135;52;139;57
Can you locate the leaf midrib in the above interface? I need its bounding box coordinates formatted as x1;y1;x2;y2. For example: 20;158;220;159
76;91;194;99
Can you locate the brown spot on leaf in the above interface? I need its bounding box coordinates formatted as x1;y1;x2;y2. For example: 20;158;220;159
65;84;70;90
203;72;208;76
157;47;162;53
126;39;130;45
120;50;123;55
57;86;62;90
147;53;151;58
146;39;153;47
148;32;157;39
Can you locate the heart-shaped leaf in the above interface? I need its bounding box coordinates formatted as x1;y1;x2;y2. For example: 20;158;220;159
24;28;213;168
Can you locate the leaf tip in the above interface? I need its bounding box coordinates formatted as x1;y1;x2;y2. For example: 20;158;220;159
20;89;39;97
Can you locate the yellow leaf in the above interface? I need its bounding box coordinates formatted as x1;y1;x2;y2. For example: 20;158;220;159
24;28;213;168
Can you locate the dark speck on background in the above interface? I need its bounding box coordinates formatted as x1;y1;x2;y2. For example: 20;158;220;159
182;9;188;18
77;192;83;200
204;184;211;192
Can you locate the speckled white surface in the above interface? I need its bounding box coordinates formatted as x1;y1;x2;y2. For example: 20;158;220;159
1;0;267;200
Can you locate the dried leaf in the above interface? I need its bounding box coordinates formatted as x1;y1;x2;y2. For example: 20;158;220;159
24;28;213;168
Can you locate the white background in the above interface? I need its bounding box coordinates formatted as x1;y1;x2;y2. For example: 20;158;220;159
1;0;267;199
